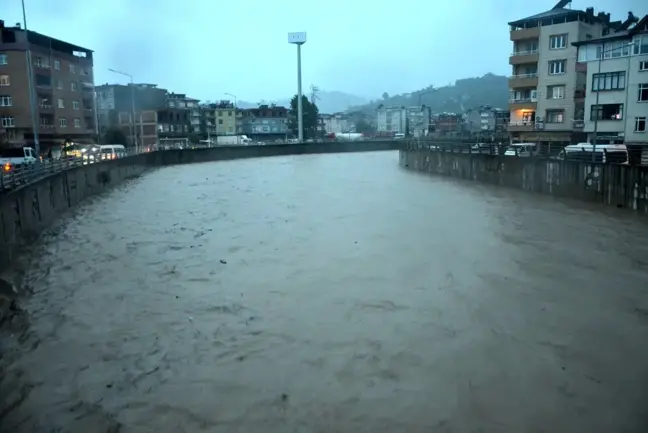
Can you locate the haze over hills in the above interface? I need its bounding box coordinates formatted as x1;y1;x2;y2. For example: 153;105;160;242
234;74;508;115
350;74;509;114
238;90;369;113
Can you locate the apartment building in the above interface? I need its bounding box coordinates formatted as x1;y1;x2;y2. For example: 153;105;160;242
507;1;616;146
238;105;288;141
321;112;353;134
376;106;407;134
95;83;167;144
573;15;648;155
0;20;95;150
157;93;193;138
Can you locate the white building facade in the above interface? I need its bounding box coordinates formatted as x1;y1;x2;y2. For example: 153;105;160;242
575;17;648;146
376;106;407;134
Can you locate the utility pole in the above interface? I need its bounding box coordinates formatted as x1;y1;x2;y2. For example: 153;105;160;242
288;32;307;142
21;0;40;156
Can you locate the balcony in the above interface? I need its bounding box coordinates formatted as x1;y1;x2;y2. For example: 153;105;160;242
573;119;585;129
507;121;537;132
574;89;586;100
510;27;540;41
38;103;53;113
509;98;537;111
509;73;538;88
509;50;539;65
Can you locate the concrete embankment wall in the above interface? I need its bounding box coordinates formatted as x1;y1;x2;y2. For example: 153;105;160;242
0;141;399;271
399;148;648;214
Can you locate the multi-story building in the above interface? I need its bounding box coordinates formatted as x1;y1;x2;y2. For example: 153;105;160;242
507;1;619;146
573;14;648;157
433;113;463;136
95;83;167;144
239;104;288;141
0;20;95;151
321;112;353;133
209;101;236;136
464;106;511;139
406;106;432;137
376;106;407;134
157;93;192;143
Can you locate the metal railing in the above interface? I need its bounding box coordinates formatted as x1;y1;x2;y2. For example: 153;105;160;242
510;50;539;56
404;138;645;165
509;73;538;79
0;148;143;192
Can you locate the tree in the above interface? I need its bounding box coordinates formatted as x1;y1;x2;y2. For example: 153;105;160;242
188;133;201;144
355;119;374;134
103;127;128;146
382;92;389;100
288;95;319;140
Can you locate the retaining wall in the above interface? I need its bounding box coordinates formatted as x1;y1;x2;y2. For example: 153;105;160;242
0;141;400;271
399;148;648;214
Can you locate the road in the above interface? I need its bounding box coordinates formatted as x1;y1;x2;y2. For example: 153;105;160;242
2;151;648;432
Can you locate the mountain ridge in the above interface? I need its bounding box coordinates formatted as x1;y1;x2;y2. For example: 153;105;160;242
238;90;368;113
351;73;509;114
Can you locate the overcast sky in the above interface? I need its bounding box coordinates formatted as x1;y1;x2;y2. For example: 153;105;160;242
3;0;642;102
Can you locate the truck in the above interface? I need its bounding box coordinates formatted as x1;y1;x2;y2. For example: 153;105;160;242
216;135;252;146
1;147;39;188
334;133;364;142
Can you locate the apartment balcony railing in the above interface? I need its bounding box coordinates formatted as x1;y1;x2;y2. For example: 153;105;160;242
509;97;538;104
574;89;586;99
510;27;540;40
573;119;585;129
507;121;540;132
510;73;537;79
510;50;538;57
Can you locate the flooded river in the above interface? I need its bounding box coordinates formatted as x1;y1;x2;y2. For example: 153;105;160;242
2;151;648;432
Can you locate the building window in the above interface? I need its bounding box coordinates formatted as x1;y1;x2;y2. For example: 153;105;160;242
59;118;67;128
54;59;60;70
56;79;63;90
73;100;80;110
74;118;81;128
0;75;9;86
546;110;564;123
218;119;223;124
0;54;7;65
592;71;625;91
549;60;566;75
632;35;648;55
638;84;648;102
69;64;76;74
549;34;567;50
218;111;223;116
34;56;50;68
590;104;624;121
547;85;565;99
0;95;11;107
635;117;647;132
57;98;65;108
1;116;15;127
641;61;648;72
71;81;77;91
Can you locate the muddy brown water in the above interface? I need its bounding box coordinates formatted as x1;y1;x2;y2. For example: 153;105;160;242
2;152;648;432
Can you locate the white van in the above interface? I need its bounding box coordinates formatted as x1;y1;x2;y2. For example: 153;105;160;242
557;143;628;164
100;144;127;160
504;142;536;157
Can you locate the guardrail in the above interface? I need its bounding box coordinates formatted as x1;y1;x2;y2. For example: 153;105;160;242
404;139;644;165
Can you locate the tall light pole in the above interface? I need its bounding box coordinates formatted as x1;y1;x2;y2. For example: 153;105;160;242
21;0;40;156
225;92;238;144
288;32;307;142
108;68;136;151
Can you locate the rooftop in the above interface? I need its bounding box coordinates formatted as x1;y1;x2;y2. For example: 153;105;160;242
0;19;93;58
572;14;648;46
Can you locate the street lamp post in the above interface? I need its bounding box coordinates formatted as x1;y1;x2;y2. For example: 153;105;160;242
225;92;238;145
288;32;307;142
107;68;137;151
590;41;635;162
21;0;40;156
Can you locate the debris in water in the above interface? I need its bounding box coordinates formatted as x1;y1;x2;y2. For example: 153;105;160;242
220;259;227;264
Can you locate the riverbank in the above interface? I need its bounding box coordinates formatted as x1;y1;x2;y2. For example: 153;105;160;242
399;147;648;214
